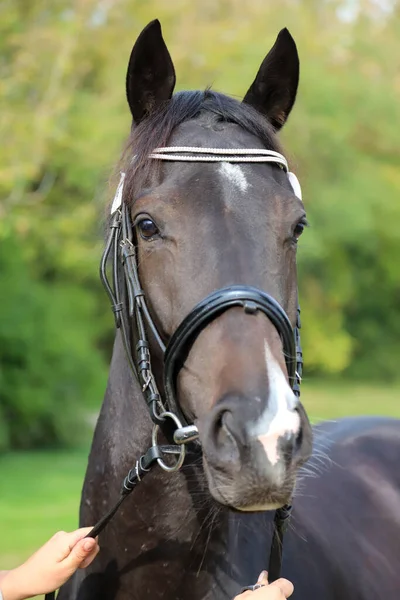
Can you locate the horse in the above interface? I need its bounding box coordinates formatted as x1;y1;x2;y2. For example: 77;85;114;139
59;20;400;600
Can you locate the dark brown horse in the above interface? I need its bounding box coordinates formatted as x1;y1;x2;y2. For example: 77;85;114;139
59;21;400;600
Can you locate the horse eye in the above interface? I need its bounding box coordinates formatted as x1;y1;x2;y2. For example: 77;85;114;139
137;218;159;240
293;219;308;241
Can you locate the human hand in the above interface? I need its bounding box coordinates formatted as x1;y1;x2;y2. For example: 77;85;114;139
235;571;294;600
0;527;99;600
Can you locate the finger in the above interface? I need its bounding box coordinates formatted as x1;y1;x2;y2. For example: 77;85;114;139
52;530;67;540
63;537;97;571
65;527;95;549
79;543;100;569
233;592;253;600
269;578;294;598
53;527;95;562
257;571;269;585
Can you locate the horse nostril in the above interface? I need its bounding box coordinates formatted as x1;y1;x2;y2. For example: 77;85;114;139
215;410;234;443
213;410;242;463
215;411;224;430
294;419;303;452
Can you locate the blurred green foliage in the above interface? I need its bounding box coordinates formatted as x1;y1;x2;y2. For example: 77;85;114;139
1;0;399;449
0;233;106;451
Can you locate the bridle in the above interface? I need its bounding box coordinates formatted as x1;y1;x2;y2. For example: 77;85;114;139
45;146;304;600
103;145;303;457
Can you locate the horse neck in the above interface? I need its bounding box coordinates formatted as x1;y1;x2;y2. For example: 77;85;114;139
86;332;273;597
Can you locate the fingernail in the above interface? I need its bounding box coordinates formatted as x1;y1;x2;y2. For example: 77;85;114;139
84;539;94;551
257;571;268;583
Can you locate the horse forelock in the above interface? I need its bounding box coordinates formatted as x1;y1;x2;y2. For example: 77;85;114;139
115;89;283;206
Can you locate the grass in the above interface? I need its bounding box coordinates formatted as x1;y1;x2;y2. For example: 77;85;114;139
1;381;399;597
302;379;400;423
0;450;89;570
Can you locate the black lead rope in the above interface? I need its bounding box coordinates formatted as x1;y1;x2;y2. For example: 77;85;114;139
44;445;172;600
267;504;292;582
85;445;165;539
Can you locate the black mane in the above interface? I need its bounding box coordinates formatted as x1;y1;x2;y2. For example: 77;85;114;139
120;89;282;203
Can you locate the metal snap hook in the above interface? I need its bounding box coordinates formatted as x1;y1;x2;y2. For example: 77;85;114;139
173;424;199;445
240;584;265;593
151;411;186;472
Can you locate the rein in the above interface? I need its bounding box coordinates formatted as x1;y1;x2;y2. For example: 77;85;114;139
46;147;303;600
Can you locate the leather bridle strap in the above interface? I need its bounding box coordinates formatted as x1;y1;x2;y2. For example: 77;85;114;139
100;206;167;425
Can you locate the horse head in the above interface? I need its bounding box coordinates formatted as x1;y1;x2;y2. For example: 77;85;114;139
115;19;312;512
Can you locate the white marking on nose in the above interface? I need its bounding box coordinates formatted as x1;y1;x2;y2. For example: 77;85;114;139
219;163;249;192
250;341;300;466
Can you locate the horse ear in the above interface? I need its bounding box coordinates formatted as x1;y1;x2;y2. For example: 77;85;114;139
243;28;299;130
126;19;176;124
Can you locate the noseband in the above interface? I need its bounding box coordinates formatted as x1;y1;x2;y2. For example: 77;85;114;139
98;147;303;584
165;285;298;426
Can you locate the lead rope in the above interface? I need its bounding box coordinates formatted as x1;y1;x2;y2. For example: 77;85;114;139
44;442;186;600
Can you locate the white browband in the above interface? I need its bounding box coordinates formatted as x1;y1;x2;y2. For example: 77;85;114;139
149;146;289;170
111;147;302;214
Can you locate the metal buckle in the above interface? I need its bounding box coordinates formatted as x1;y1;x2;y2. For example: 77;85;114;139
151;412;186;472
